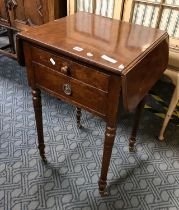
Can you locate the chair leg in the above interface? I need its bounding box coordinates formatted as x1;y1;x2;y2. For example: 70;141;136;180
7;28;15;54
159;85;179;141
129;97;146;152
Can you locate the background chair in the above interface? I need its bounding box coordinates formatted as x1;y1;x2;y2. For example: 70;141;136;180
122;0;179;140
159;52;179;140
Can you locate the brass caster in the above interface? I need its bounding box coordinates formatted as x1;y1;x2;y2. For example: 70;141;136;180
77;124;82;129
99;189;108;196
41;155;47;163
129;145;137;152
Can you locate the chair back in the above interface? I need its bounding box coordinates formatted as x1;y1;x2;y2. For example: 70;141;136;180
67;0;125;20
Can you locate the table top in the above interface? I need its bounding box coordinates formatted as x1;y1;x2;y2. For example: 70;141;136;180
17;12;168;75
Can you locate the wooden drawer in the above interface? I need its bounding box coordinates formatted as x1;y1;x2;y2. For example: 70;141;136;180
33;63;108;116
31;46;109;92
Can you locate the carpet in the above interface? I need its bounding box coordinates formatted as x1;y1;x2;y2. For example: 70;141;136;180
0;55;179;210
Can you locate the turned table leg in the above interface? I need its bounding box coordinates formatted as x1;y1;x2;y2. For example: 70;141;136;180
129;97;146;152
76;107;82;128
98;126;117;195
98;76;121;195
32;89;47;162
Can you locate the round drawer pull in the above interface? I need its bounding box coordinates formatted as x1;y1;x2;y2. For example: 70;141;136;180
63;84;72;96
61;66;70;75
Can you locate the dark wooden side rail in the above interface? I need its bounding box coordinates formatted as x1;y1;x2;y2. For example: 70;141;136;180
16;12;168;195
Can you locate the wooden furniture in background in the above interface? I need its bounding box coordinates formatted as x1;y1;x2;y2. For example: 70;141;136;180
0;0;15;58
7;0;67;30
17;12;168;195
0;0;67;58
0;0;9;27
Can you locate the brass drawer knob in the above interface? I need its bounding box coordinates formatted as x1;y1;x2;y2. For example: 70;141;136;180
61;66;70;75
63;84;72;96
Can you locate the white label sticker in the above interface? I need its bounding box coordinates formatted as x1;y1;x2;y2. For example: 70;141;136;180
73;46;84;52
101;55;117;64
118;64;125;70
87;52;93;57
50;58;56;65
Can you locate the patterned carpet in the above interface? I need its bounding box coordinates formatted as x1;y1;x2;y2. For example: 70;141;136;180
0;55;179;210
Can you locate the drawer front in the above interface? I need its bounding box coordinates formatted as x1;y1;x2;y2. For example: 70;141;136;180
31;46;109;91
33;63;108;116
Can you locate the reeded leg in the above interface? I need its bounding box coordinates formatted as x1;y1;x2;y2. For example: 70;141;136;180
129;97;146;152
76;107;82;128
98;126;117;196
32;89;47;162
98;76;121;196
